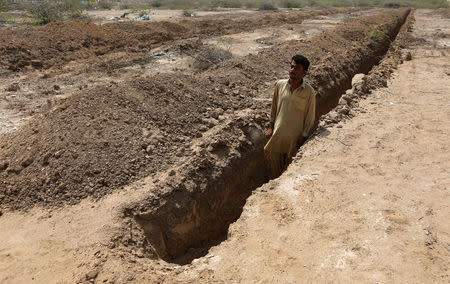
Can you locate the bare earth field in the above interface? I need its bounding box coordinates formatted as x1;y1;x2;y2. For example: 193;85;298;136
0;7;448;284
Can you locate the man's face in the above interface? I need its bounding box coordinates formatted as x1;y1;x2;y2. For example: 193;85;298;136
289;60;307;82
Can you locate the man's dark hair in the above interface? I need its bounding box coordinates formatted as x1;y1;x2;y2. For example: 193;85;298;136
292;55;310;71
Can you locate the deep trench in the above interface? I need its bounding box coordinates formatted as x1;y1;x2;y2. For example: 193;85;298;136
133;10;410;265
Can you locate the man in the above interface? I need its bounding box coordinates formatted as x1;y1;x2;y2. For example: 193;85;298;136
264;54;316;178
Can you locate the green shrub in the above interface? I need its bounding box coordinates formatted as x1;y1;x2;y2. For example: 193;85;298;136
151;0;163;7
259;3;278;10
368;24;388;40
118;2;130;9
0;0;9;12
280;0;303;8
119;1;153;10
28;0;86;25
28;1;63;25
96;0;115;10
211;0;243;8
182;9;195;16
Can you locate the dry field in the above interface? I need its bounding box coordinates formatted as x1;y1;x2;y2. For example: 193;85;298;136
0;6;448;284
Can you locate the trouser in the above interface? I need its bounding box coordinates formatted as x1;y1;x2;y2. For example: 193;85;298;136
266;151;291;178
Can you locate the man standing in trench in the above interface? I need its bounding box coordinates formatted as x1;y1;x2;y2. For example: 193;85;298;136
264;54;316;178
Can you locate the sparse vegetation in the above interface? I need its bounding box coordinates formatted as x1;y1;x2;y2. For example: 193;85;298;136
119;1;153;10
28;1;63;25
182;9;195;17
259;3;278;10
280;0;304;8
368;24;389;39
0;0;9;12
193;46;233;70
27;0;88;25
211;0;243;8
96;0;115;10
1;0;448;27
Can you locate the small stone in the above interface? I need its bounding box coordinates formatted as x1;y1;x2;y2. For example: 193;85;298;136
338;105;350;115
0;161;8;171
6;165;22;175
42;153;51;165
6;83;20;92
54;150;63;159
53;85;60;91
338;97;347;106
351;73;365;87
146;145;155;154
328;111;340;123
341;94;352;103
169;170;176;176
215;108;224;115
404;51;412;61
238;135;247;143
142;128;151;138
21;156;34;168
85;269;98;280
31;60;43;68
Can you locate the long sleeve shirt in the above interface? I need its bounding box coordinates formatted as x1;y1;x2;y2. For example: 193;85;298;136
264;79;316;157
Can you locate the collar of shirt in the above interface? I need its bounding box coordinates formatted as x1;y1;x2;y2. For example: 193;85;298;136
287;79;306;93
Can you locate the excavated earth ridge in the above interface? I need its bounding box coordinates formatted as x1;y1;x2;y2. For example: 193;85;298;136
123;8;412;262
0;7;361;73
0;8;409;211
0;9;411;263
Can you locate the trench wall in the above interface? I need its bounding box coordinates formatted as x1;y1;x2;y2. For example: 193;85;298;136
128;8;411;263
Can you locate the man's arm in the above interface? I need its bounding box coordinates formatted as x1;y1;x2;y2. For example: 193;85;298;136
297;89;316;146
267;83;279;137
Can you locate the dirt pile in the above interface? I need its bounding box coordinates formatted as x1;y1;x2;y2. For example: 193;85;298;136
0;74;253;210
0;8;360;73
0;9;409;213
125;9;411;261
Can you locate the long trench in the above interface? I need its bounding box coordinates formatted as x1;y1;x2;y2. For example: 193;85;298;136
129;8;411;265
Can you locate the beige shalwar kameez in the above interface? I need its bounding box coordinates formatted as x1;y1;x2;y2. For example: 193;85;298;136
264;79;316;177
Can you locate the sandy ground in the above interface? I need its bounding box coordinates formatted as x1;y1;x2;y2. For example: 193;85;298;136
85;8;260;23
176;9;449;283
0;8;448;284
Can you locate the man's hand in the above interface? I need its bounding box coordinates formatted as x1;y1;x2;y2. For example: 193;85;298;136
266;128;273;138
296;136;305;148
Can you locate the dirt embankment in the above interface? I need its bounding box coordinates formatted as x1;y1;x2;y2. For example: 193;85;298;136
0;9;410;215
0;7;360;73
124;8;411;261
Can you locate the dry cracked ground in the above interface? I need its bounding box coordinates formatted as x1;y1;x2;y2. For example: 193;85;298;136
0;8;449;284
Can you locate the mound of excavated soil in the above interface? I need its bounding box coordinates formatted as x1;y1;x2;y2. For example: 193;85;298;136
0;9;409;212
126;9;413;260
0;8;359;73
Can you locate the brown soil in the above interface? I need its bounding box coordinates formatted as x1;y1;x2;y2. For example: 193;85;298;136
0;9;409;212
127;8;412;263
0;7;361;73
0;7;448;284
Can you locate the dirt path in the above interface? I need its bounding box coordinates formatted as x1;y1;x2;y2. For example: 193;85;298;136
171;9;449;283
